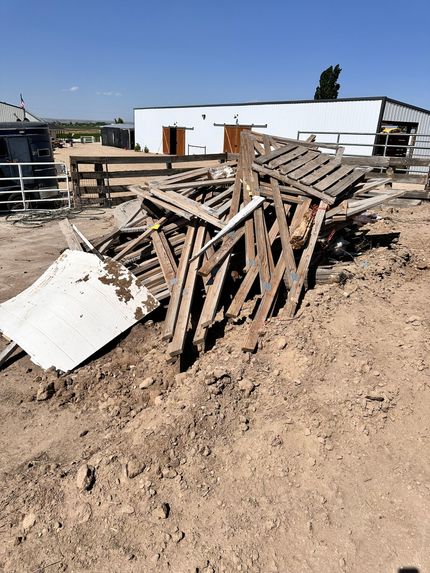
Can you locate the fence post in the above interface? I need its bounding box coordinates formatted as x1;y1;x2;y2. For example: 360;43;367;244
17;163;26;210
95;162;109;207
70;159;81;206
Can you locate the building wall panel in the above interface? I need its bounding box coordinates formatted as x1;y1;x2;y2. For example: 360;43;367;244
135;99;383;156
383;101;430;164
0;102;40;123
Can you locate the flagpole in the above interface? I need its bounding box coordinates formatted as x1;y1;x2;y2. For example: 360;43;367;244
20;93;26;120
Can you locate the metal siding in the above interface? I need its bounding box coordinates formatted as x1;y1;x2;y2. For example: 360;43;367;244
0;102;40;123
0;251;159;372
135;100;383;155
383;101;430;171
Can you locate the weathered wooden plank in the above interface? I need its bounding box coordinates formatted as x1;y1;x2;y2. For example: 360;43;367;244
300;160;343;186
198;228;245;277
341;156;430;168
253;203;272;291
113;215;169;261
71;225;103;259
58;219;83;251
0;341;19;369
162;224;197;340
241;254;286;352
252;131;339;150
151;165;211;186
158;178;234;191
133;187;194;221
279;150;319;175
225;218;281;318
288;155;331;180
247;132;271;292
254;143;297;165
284;201;328;318
189;196;265;262
240;131;257;270
70;153;229;165
252;163;335;205
168;225;206;357
325;168;371;197
192;146;248;345
253;139;266;156
147;187;225;229
290;198;313;232
267;146;310;170
74;168;193;179
193;254;231;347
271;179;296;288
147;217;177;290
314;164;354;191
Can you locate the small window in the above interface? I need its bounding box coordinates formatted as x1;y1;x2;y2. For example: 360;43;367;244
38;148;50;157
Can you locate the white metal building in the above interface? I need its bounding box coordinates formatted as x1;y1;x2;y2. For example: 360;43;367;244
134;97;430;159
0;101;40;123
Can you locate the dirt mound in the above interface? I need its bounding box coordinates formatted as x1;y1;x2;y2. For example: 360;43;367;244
0;204;429;572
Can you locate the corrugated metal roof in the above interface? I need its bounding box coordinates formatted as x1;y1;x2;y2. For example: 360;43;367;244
102;123;134;129
0;101;41;123
135;96;430;115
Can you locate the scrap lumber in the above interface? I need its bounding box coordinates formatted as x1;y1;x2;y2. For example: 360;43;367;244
270;179;296;288
0;341;19;370
240;131;257;271
189;196;265;262
252;163;335;205
167;225;206;358
58;219;83;251
147;187;225;229
78;129;399;365
226;217;282;319
146;217;177;289
163;224;197;340
241;249;288;352
71;224;103;259
198;228;245;277
285;201;328;318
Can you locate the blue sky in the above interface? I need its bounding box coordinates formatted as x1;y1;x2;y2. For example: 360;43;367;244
1;0;429;121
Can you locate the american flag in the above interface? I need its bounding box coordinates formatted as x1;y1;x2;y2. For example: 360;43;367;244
20;94;25;109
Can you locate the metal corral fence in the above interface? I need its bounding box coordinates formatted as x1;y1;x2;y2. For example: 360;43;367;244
297;130;430;166
187;144;207;154
0;162;71;211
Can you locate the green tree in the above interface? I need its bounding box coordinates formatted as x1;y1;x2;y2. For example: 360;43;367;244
114;117;124;124
314;65;342;100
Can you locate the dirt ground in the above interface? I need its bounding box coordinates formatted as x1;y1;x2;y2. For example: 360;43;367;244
54;143;144;169
0;201;429;573
54;143;226;197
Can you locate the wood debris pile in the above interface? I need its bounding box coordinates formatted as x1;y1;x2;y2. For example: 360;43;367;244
87;131;404;362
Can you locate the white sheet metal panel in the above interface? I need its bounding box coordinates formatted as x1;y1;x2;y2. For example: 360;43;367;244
0;251;159;372
135;99;383;156
383;100;430;171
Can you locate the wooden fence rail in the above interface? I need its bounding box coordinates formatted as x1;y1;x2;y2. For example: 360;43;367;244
70;150;430;207
70;153;233;206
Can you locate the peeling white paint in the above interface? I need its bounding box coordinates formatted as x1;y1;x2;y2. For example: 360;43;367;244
0;250;159;372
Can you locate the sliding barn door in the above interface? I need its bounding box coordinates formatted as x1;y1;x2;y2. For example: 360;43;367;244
223;126;250;153
162;127;170;154
176;128;185;155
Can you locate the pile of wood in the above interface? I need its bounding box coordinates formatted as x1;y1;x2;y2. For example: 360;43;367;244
87;131;404;361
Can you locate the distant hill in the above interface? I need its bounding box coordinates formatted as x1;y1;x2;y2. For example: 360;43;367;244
42;118;111;124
